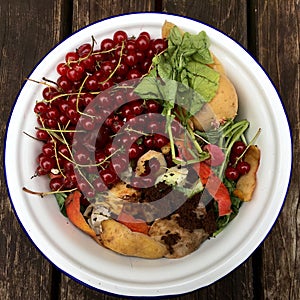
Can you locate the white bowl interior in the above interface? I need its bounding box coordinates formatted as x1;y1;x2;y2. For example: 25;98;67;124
5;13;291;296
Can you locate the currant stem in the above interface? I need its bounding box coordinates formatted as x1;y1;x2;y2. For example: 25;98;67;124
23;186;77;198
233;127;261;167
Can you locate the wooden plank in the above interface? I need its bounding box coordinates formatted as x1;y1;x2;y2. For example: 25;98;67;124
251;0;300;299
161;1;254;299
57;1;255;299
162;0;248;47
60;2;159;299
0;0;70;299
72;0;156;32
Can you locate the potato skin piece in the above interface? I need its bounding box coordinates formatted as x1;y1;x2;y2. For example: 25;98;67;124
162;20;184;38
100;219;168;259
191;74;238;131
233;145;261;201
149;214;209;258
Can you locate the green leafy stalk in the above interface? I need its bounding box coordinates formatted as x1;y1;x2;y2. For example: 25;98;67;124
218;120;250;178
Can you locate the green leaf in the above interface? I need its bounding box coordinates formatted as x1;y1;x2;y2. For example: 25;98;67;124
179;68;189;87
176;85;204;116
192;31;214;64
157;58;173;79
192;31;210;48
134;77;161;99
136;26;221;123
158;79;178;103
186;61;219;81
168;26;183;46
190;76;219;102
186;61;220;102
192;49;214;64
180;32;193;51
55;193;67;217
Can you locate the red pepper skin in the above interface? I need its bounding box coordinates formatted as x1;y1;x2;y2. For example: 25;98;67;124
194;162;232;216
175;136;232;216
117;211;149;235
65;190;98;238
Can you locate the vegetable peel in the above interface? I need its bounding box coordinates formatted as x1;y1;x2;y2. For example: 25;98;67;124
100;219;168;259
194;162;232;216
65;190;100;243
233;145;261;201
117;211;149;235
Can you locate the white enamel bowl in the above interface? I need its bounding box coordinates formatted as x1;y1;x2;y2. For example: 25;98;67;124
4;13;292;296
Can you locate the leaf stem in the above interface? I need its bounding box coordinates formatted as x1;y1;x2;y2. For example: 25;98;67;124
186;122;203;154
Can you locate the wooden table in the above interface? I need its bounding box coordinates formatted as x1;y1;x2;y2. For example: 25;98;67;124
0;1;299;299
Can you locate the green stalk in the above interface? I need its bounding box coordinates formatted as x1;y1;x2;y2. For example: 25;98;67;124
218;120;250;178
166;110;178;164
186;122;203;154
233;128;261;167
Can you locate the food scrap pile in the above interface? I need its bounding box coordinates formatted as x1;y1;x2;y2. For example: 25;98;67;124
25;21;261;259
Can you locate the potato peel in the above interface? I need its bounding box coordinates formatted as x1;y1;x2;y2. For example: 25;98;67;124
191;74;238;131
101;219;168;259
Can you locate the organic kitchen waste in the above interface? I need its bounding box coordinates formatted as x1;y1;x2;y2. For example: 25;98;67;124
23;21;261;259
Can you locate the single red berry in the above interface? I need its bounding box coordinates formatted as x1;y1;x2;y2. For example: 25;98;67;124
77;43;92;58
65;51;79;64
113;30;128;44
49;177;65;191
236;161;251;175
232;141;247;156
225;166;240;181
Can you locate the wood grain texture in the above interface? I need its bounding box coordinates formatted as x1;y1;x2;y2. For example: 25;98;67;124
161;1;254;299
58;1;253;299
60;3;160;299
0;1;68;299
162;0;248;47
0;0;299;299
72;0;156;32
251;0;300;299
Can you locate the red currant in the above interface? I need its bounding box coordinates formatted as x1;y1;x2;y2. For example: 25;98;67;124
236;161;251;175
66;68;84;82
42;142;55;157
49;177;65;191
126;68;141;80
34;102;48;115
100;38;115;51
153;134;169;148
232;141;247;156
42;86;58;100
36;129;49;141
124;51;138;67
145;100;161;113
139;31;151;40
136;35;150;51
113;30;128;44
40;156;56;172
129;143;144;159
100;168;118;185
56;63;69;76
65;51;79;64
77;43;92;57
225;166;240;181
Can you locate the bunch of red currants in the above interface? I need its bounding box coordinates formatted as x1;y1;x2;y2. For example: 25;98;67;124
33;30;170;196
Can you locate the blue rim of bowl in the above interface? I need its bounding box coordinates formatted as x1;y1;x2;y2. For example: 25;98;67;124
3;11;293;297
